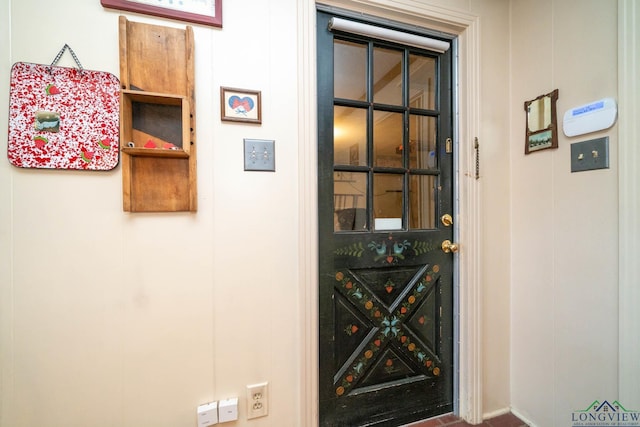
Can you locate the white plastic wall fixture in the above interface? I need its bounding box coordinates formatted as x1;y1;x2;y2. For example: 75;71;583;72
197;401;218;426
563;98;617;137
218;398;238;423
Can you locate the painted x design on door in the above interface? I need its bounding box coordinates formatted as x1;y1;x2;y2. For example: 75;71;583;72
317;10;456;427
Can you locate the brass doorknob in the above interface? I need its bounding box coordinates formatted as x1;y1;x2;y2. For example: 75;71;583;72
441;240;459;253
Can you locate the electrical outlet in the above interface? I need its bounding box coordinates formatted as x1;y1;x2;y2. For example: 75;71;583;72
246;382;268;419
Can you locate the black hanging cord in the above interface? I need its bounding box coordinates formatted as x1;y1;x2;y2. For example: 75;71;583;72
49;44;84;73
474;137;480;180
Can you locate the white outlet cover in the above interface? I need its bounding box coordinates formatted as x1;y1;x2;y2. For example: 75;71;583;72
247;382;269;419
218;397;238;423
197;401;218;426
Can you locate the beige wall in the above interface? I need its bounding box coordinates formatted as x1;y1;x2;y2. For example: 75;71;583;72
0;0;12;422
1;1;300;426
509;1;619;426
0;0;626;427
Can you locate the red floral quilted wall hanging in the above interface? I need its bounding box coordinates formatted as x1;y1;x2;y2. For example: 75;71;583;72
7;46;120;170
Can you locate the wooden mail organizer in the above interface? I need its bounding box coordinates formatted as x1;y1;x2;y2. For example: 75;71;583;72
119;16;197;212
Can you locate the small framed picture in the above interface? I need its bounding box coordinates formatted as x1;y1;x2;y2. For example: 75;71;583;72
220;87;261;124
524;89;559;154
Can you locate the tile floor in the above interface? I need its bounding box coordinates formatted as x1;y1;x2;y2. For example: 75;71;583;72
407;412;529;427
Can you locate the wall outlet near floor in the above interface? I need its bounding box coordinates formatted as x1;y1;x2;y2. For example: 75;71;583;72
246;381;268;419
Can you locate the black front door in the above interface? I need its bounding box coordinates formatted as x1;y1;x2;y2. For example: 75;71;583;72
317;11;456;427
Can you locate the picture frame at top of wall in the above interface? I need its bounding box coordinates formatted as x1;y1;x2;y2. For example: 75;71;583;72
101;0;222;28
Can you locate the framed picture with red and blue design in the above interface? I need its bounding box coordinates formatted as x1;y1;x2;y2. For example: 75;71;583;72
220;87;262;124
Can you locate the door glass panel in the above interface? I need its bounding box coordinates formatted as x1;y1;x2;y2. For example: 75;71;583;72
334;106;367;166
373;47;403;105
334;40;367;101
334;171;367;231
374;173;403;230
409;54;436;110
409;174;436;229
373;111;403;168
409;115;437;169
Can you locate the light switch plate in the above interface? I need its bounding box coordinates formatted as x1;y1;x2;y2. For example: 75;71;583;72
244;139;275;171
570;137;609;172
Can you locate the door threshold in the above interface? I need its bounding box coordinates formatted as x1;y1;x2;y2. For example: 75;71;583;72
405;411;529;426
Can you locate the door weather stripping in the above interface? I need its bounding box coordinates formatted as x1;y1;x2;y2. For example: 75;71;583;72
328;17;450;53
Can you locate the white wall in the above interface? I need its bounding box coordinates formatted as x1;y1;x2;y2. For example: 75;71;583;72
2;1;626;427
0;0;13;422
1;1;300;426
509;1;619;426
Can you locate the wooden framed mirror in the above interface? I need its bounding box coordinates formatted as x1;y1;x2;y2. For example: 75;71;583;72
524;89;559;154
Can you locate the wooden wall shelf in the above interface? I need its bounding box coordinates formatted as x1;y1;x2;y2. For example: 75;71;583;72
119;16;197;212
121;148;190;159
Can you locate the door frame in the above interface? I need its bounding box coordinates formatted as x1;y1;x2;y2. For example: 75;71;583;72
618;0;640;407
297;1;483;425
